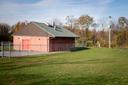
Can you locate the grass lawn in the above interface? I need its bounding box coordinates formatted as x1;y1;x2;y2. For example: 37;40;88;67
0;48;128;85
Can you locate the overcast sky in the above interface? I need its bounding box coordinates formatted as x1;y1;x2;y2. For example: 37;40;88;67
0;0;128;25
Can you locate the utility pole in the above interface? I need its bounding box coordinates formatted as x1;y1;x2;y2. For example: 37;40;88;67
108;16;112;48
109;28;111;48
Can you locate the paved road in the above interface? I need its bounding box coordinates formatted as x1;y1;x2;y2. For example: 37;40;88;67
0;51;49;57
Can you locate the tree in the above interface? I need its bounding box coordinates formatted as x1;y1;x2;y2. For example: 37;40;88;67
11;21;28;34
118;17;128;28
92;29;97;45
77;15;93;29
76;15;93;46
65;15;128;48
116;28;128;47
66;16;75;29
0;23;11;41
91;23;98;29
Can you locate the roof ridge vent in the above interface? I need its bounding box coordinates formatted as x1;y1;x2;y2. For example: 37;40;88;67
54;25;56;30
46;22;53;27
53;21;57;30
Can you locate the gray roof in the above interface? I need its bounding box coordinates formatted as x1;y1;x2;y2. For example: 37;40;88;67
32;22;78;38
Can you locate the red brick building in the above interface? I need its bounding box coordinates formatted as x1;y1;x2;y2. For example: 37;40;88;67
13;22;78;52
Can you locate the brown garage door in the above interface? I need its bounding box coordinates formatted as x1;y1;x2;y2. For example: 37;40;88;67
22;39;30;50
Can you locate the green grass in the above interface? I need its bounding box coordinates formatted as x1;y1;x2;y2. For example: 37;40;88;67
0;48;128;85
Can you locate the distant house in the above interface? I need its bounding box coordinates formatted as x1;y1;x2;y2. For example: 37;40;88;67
13;22;78;52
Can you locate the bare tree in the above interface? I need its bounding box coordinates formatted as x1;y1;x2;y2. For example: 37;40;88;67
66;16;75;29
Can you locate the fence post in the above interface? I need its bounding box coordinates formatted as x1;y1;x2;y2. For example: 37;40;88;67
0;42;2;52
19;44;21;56
9;42;11;57
0;42;1;57
1;42;4;58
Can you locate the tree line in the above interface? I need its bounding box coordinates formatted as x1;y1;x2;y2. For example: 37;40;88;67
65;15;128;48
0;22;28;42
0;15;128;48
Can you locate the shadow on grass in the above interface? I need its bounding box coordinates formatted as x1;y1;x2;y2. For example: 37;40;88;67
0;74;45;85
0;58;116;71
0;74;127;85
0;73;124;85
70;47;90;52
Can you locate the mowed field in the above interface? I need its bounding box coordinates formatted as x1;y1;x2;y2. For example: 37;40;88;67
0;48;128;85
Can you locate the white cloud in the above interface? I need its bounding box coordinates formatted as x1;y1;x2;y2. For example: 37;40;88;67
0;0;115;25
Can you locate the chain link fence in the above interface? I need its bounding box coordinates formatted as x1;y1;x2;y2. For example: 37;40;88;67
0;42;50;57
0;41;76;57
